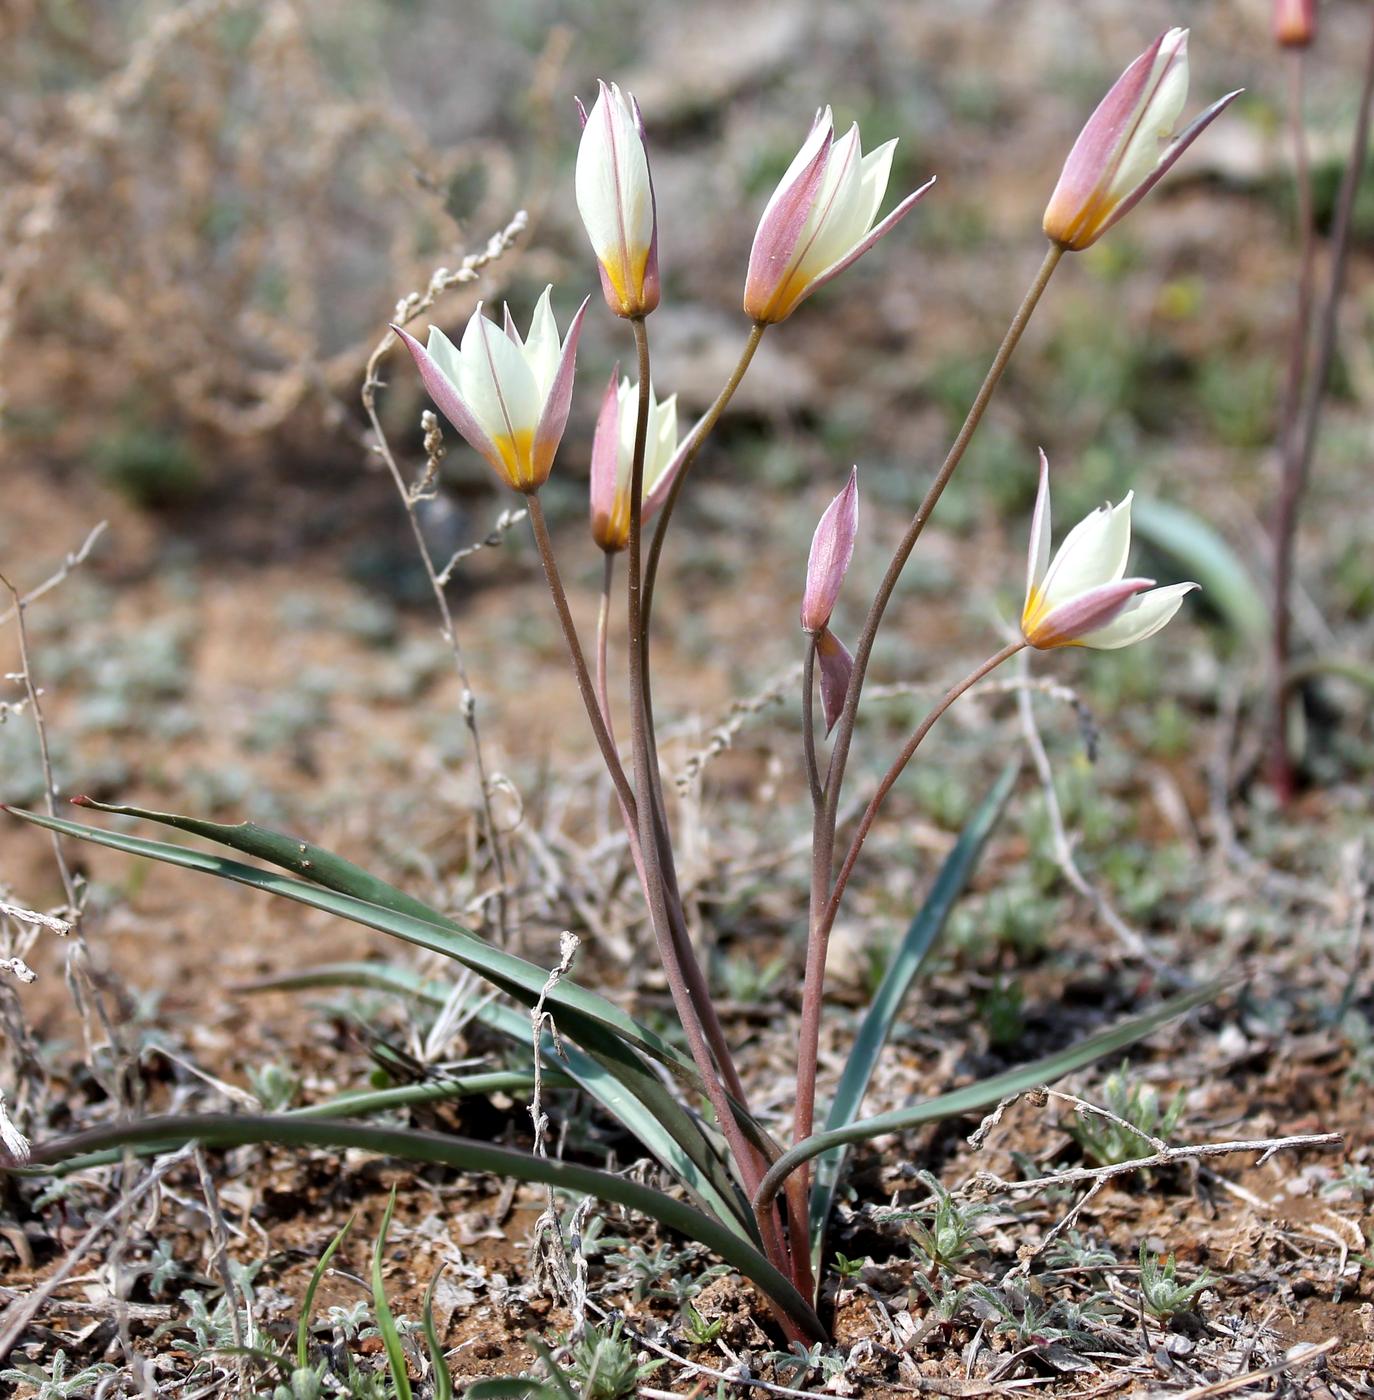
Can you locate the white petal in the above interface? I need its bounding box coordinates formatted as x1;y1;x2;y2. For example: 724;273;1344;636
521;286;561;403
1077;581;1198;649
796;124;865;283
574;82;653;268
753;107;834;246
458;307;540;439
425;325;464;388
854;138;897;239
1038;491;1134;610
646;392;679;489
1025;449;1052;605
1106;35;1189;204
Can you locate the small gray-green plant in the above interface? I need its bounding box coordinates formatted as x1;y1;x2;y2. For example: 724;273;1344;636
832;1250;868;1280
249;1060;301;1111
564;1320;664;1400
682;1304;724;1346
1137;1242;1213;1320
887;1173;995;1276
0;1350;120;1400
1067;1063;1185;1166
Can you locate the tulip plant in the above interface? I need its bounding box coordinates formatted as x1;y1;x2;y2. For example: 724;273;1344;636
7;37;1237;1346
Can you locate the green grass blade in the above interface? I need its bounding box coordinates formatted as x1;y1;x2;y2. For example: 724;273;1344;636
1130;498;1266;645
293;1072;553;1119
371;1187;413;1400
297;1215;352;1370
809;761;1017;1272
463;1383;555;1399
757;981;1223;1217
16;1114;825;1342
420;1263;453;1400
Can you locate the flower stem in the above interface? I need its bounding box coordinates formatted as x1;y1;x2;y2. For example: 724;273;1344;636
526;496;637;826
1269;14;1374;799
641;320;766;634
623;317;797;1298
802;634;823;814
796;243;1062;1180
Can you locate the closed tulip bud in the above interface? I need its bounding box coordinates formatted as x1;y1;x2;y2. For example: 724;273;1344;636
1274;0;1316;48
391;288;588;494
1043;29;1241;252
589;370;680;553
744;108;935;325
1021;450;1197;650
575;80;660;318
801;467;859;633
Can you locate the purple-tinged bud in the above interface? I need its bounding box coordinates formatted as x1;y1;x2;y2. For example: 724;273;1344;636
801;466;859;633
1274;0;1316;48
1043;29;1241;252
588;370;679;553
744;108;934;324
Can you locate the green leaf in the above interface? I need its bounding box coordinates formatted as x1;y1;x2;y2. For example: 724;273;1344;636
1130;498;1266;644
756;981;1223;1216
3;807;778;1184
247;963;758;1239
16;1114;825;1342
421;1264;453;1400
372;1187;412;1400
298;1215;352;1370
809;761;1017;1275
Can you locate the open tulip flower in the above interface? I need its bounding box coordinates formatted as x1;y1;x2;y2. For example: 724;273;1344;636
392;288;588;495
1043;29;1240;252
744;107;935;324
589;371;680;553
1021;452;1198;650
576;79;660;319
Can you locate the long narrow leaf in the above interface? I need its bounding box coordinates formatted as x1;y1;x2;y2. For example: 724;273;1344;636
3;807;777;1173
755;981;1222;1216
243;962;757;1237
71;796;455;926
298;1216;352;1370
809;761;1017;1272
372;1188;413;1400
421;1263;453;1400
15;1114;825;1342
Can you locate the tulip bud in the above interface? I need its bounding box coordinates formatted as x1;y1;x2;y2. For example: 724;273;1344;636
744;109;934;324
1021;450;1197;650
391;287;588;494
1274;0;1316;48
1043;29;1241;252
575;80;660;318
801;467;859;632
589;370;680;553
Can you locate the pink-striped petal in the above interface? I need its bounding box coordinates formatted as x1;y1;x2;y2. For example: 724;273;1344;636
815;627;854;735
1093;88;1243;241
589;365;624;551
1024;577;1155;650
390;323;504;478
1043;32;1168;248
530;295;590;489
743;120;834;322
